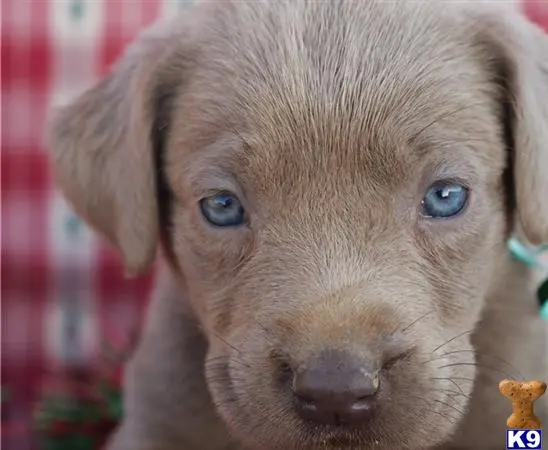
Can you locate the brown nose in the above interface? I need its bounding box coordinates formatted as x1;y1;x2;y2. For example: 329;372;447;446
291;350;379;426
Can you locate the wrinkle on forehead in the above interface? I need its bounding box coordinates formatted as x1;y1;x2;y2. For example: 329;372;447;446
172;0;505;207
201;2;492;121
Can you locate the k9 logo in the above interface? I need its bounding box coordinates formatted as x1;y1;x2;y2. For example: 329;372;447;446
506;429;543;449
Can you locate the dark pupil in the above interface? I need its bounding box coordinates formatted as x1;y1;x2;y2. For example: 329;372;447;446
200;192;245;227
214;195;233;208
436;186;459;200
424;183;466;218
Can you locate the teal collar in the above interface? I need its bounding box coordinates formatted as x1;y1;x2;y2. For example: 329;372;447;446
507;238;548;319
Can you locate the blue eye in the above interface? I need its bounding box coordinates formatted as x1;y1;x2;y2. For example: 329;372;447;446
200;192;245;227
422;181;468;218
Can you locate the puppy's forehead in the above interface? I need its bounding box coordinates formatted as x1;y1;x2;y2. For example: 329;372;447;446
175;0;502;195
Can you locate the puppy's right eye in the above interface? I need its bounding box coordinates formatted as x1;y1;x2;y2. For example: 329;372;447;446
200;191;245;227
421;181;468;219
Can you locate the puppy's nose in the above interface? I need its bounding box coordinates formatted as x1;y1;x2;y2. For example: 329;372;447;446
291;350;379;426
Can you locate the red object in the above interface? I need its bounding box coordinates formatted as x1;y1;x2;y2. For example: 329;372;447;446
2;1;161;448
105;367;124;390
49;421;72;437
32;349;129;447
523;0;548;31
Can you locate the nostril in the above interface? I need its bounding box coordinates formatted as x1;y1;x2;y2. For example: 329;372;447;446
293;393;318;411
351;396;377;412
292;383;378;426
290;350;380;426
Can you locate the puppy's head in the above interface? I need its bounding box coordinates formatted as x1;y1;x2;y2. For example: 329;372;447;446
49;1;548;449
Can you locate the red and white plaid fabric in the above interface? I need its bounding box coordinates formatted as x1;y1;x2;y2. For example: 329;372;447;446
2;1;192;448
1;1;547;449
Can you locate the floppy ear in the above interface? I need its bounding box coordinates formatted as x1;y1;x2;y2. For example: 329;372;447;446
476;6;548;244
48;21;185;275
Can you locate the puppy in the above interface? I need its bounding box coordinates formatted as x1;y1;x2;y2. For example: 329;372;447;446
48;1;548;449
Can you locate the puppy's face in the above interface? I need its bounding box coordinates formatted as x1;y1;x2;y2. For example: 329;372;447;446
49;1;548;449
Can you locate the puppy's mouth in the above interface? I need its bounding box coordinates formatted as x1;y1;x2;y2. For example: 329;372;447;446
203;310;477;450
204;345;448;450
293;425;380;449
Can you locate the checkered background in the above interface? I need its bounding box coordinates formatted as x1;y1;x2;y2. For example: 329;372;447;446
1;1;547;449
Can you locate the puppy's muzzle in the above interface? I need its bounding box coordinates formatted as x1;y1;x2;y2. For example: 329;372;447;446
290;349;380;426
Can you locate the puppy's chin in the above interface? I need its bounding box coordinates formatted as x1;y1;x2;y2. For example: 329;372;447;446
204;349;474;450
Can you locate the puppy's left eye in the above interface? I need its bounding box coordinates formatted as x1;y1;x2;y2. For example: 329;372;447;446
200;191;245;227
421;181;468;218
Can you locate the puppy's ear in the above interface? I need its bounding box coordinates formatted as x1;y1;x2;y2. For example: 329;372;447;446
477;6;548;244
48;22;185;275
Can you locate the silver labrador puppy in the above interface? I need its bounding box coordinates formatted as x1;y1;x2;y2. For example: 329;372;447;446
48;1;548;449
